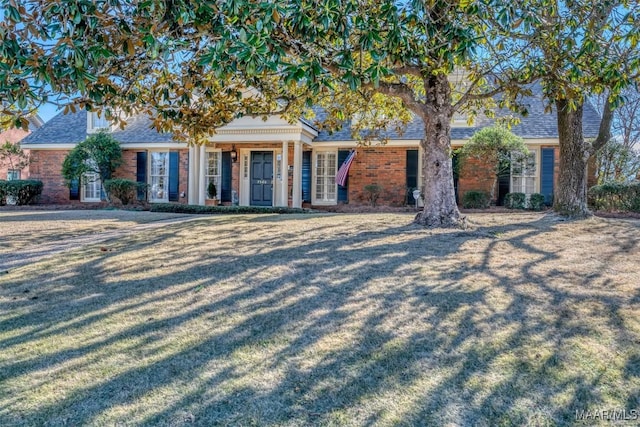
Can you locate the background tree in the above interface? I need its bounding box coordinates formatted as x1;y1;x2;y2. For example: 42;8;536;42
459;126;528;203
0;0;532;227
594;140;640;184
61;132;122;197
491;0;640;216
0;141;30;174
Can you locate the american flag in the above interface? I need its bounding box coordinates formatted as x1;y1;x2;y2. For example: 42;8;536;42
335;150;356;187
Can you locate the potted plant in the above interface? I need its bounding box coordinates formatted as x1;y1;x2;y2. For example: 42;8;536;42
206;181;219;206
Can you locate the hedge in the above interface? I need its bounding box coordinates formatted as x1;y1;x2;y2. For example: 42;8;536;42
504;192;526;209
0;180;43;205
528;193;546;211
462;190;490;209
103;178;146;205
588;182;640;212
149;203;315;215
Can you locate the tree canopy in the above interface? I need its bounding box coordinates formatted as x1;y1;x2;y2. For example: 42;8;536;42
61;131;122;190
3;0;640;222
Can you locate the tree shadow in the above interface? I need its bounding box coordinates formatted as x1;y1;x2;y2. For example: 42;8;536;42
1;213;639;425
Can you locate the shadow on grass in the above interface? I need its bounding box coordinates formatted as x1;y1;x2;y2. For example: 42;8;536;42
1;213;640;425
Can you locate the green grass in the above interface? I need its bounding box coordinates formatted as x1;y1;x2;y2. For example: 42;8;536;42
1;211;640;426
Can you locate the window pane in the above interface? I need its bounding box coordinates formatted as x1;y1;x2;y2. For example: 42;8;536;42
7;170;20;180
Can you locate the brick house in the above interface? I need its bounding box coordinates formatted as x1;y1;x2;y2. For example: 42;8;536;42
0;115;44;181
21;88;600;207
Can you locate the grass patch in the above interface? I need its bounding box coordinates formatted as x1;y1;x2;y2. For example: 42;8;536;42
1;212;640;425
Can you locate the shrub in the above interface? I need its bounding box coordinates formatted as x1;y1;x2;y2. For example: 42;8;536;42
588;181;640;212
149;203;314;215
462;190;490;209
207;181;217;199
504;192;526;209
528;193;546;211
0;181;6;205
0;180;43;205
103;179;142;205
363;184;382;207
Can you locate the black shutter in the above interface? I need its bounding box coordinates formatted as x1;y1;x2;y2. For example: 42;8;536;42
406;149;418;204
302;151;311;203
136;151;147;200
337;150;349;203
168;151;179;202
69;178;80;200
221;151;232;202
541;148;555;205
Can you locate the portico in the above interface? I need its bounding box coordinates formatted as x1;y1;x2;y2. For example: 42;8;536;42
186;115;317;208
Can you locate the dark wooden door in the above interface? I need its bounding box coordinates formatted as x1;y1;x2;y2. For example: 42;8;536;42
251;151;273;206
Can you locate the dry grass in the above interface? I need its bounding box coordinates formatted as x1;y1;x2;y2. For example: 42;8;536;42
1;211;640;426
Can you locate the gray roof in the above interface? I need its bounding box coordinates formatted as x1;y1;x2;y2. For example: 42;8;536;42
21;110;174;145
314;88;602;141
23;86;601;145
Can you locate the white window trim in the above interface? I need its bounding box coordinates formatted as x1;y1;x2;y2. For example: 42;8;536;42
205;149;222;200
81;172;102;202
149;151;170;203
510;148;540;195
87;111;112;133
7;169;20;181
312;149;338;206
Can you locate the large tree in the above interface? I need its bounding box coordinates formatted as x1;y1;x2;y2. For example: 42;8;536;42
490;0;640;216
1;0;532;227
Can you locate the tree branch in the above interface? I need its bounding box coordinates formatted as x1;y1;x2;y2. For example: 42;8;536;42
590;94;613;154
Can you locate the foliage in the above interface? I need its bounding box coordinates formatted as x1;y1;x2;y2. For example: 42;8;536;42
528;193;546;211
459;126;528;201
149;203;314;215
103;179;142;206
462;191;490;209
0;179;42;205
595;140;640;184
0;0;537;227
363;184;382;207
589;182;640;212
491;0;640;216
207;181;217;200
504;193;526;210
0;141;30;173
61;132;122;193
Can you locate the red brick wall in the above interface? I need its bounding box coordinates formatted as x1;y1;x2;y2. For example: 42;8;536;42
0;128;31;180
457;155;496;203
28;150;74;204
345;147;410;206
31;148;190;204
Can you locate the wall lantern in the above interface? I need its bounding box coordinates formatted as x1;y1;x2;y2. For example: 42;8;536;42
230;145;238;162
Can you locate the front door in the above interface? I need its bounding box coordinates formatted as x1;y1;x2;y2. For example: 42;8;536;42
251;151;273;206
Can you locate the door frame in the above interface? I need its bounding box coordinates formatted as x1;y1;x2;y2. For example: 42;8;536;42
240;148;279;207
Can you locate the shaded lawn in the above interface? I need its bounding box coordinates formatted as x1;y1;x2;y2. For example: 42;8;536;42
0;210;189;256
1;211;640;426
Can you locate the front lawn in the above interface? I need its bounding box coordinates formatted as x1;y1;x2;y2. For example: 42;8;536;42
1;212;639;426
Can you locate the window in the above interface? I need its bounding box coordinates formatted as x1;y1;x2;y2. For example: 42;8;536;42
205;151;221;199
511;151;537;196
7;170;20;181
150;152;169;202
88;111;111;132
314;151;337;204
82;160;102;202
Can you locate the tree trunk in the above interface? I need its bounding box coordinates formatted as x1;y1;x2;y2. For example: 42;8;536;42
554;99;591;217
414;74;462;227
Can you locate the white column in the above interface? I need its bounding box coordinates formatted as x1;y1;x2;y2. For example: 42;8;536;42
281;141;289;207
198;145;206;205
188;145;196;204
292;140;302;208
